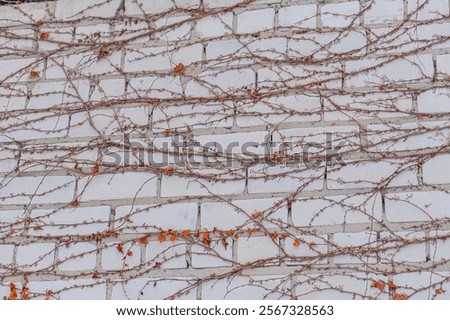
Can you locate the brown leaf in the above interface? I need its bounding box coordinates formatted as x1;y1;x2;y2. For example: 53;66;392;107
29;70;40;79
173;63;185;74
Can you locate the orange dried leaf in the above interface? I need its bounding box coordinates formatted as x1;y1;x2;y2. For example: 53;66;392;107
393;292;407;300
91;165;99;174
251;211;261;219
370;280;386;292
233;233;239;239
162;129;170;137
170;233;178;241
227;229;234;236
246;229;253;237
435;288;445;294
163;166;176;175
221;238;228;249
39;32;49;40
182;230;190;237
157;234;166;243
293;239;301;248
387;280;397;290
139;237;149;244
126;250;133;256
173;63;185;74
70;199;79;207
195;230;200;238
116;243;124;253
29;70;40;79
270;231;278;240
308;241;316;247
33;226;43;231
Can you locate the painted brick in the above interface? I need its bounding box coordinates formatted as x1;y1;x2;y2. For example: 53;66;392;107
285;235;328;265
416;22;450;49
161;170;246;197
145;240;187;269
125;0;199;15
0;2;55;27
236;8;275;34
55;0;122;20
0;244;15;272
321;1;360;28
0;210;25;237
16;243;56;272
0;175;75;205
29;206;110;236
0;28;35;55
430;231;450;263
366;121;450;152
38;27;73;51
0;149;19;173
292;193;383;227
57;243;97;271
127;75;183;99
90;78;126;102
327;159;418;190
115;203;198;233
27;280;106;300
385;191;450;222
345;54;434;88
201;197;288;230
202;275;289;300
278;4;317;29
236;94;321;127
423;154;450;185
0;84;27;112
203;0;243;8
248;164;324;194
101;241;140;271
0;57;44;83
195;13;233;38
295;273;389;299
28;80;90;110
332;232;377;264
192;241;233;268
46;52;121;79
111;278;196;299
152;102;233;132
392;272;434;299
77;172;157;201
154;15;193;42
417;88;450;113
437;54;450;76
236;236;280;264
69;106;149;137
364;0;404;24
407;0;449;21
380;231;427;263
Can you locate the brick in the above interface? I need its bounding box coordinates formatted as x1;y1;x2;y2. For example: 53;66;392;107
154;15;193;42
385;191;450;222
236;236;280;264
236;94;321;127
295;273;389;299
437;54;450;76
0;57;44;83
416;22;450;49
380;231;427;264
246;37;287;60
152;102;233;132
75;23;112;43
115;202;198;233
38;27;73;51
27;279;106;300
78;172;157;201
423;154;450;185
292;193;383;227
0;84;27;112
417;88;450;113
16;243;56;272
285;235;328;265
433;273;450;300
332;232;377;264
111;277;196;299
69;106;149;137
0;2;55;27
0;28;35;55
321;1;360;28
0;210;25;237
146;240;187;269
366;120;450;152
248;164;324;194
28;80;90;110
203;0;243;8
185;69;255;98
57;243;97;271
345;55;434;88
0;149;19;173
112;21;150;44
324;91;413;121
407;0;449;21
278;4;317;29
195;13;233;38
236;8;275;34
29;206;110;236
192;241;233;268
201;197;288;230
46;52;121;79
364;0;404;24
392;272;434;300
101;241;140;271
55;0;122;20
430;231;450;263
125;0;199;15
0;244;15;272
202;275;289;300
127;75;183;99
0;175;75;205
327;159;418;190
206;39;247;60
369;27;424;54
90;78;126;102
0;112;70;142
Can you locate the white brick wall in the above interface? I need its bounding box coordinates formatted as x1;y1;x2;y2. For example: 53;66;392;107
1;0;449;301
